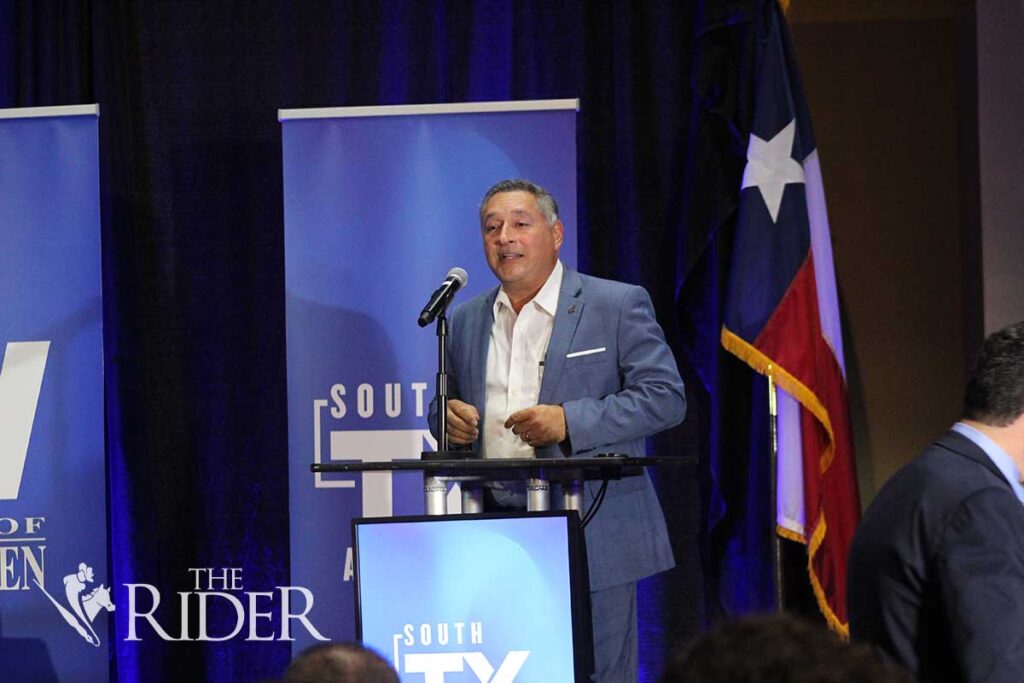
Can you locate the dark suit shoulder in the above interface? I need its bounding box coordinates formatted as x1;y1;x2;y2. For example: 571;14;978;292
849;430;1024;678
906;432;1013;504
874;432;1009;502
852;430;1018;576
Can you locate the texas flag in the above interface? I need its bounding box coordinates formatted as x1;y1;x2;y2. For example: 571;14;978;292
720;1;860;634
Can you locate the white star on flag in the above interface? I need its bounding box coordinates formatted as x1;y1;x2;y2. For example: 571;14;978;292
741;119;805;223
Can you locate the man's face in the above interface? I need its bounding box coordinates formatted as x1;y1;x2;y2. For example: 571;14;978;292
480;190;563;295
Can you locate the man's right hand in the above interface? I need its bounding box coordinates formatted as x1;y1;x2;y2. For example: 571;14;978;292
446;399;480;445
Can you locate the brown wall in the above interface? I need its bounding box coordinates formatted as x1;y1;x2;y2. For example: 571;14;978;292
977;1;1024;333
788;3;967;505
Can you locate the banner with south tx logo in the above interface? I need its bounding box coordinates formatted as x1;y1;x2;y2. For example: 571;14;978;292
280;100;578;652
356;514;580;681
0;106;108;682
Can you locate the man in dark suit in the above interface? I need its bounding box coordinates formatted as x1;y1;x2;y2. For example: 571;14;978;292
432;178;685;682
847;322;1024;682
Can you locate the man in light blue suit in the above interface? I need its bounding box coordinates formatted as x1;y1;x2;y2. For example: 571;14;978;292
432;178;685;682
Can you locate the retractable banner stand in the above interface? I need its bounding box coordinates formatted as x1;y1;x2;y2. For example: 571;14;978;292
280;100;578;657
0;106;107;682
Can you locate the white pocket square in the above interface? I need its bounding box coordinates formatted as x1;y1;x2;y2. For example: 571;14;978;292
566;347;606;359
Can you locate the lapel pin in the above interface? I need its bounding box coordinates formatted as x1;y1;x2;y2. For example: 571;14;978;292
567;304;576;314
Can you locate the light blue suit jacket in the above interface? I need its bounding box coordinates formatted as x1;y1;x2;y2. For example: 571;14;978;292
433;267;685;590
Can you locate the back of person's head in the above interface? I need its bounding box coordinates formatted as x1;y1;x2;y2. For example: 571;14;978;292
662;613;910;683
964;321;1024;427
281;642;398;683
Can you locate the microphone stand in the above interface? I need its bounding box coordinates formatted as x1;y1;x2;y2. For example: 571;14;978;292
422;310;468;515
435;311;451;455
423;310;470;462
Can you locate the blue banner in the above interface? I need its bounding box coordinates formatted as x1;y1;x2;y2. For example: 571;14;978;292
0;106;107;681
281;101;578;650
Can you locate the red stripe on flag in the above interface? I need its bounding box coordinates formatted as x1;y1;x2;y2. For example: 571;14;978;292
753;254;860;633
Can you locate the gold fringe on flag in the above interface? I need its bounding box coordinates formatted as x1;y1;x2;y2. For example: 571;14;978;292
721;325;849;637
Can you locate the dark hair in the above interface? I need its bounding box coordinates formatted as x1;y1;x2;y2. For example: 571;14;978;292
662;613;910;683
479;178;559;225
964;321;1024;426
281;642;399;683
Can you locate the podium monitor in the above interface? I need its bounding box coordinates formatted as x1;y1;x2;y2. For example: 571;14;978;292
353;511;592;682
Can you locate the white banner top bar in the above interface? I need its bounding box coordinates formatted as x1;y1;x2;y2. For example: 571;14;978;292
278;99;579;122
0;104;100;120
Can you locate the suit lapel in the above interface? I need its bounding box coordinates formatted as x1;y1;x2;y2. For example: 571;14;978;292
468;288;499;415
936;429;1015;487
539;269;584;405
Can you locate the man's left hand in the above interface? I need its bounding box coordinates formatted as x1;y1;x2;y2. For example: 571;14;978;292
504;405;566;447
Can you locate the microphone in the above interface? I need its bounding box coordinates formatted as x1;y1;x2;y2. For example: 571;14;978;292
417;267;468;327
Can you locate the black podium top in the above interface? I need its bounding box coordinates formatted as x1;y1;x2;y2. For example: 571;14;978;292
311;455;696;482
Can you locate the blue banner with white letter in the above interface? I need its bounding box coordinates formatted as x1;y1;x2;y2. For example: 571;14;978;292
0;106;107;682
281;101;577;650
356;514;581;681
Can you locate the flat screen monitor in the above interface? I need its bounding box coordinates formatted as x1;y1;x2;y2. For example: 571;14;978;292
353;511;592;682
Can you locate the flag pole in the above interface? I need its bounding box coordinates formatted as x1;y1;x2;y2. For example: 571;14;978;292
767;369;785;611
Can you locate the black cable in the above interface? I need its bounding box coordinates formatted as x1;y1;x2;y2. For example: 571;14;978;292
580;479;609;528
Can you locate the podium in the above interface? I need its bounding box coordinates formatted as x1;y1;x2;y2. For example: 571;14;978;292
312;454;691;515
312;456;694;682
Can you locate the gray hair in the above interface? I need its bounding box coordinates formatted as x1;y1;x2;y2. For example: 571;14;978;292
479;178;560;226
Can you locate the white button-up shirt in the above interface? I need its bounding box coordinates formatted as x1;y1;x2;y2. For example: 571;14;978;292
482;260;563;459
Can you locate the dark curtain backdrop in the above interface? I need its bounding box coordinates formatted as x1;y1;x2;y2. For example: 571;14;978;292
1;1;788;681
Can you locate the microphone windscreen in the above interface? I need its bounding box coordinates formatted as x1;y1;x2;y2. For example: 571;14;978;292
447;267;468;287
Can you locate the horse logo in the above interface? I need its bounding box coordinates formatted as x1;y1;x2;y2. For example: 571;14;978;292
35;562;115;646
